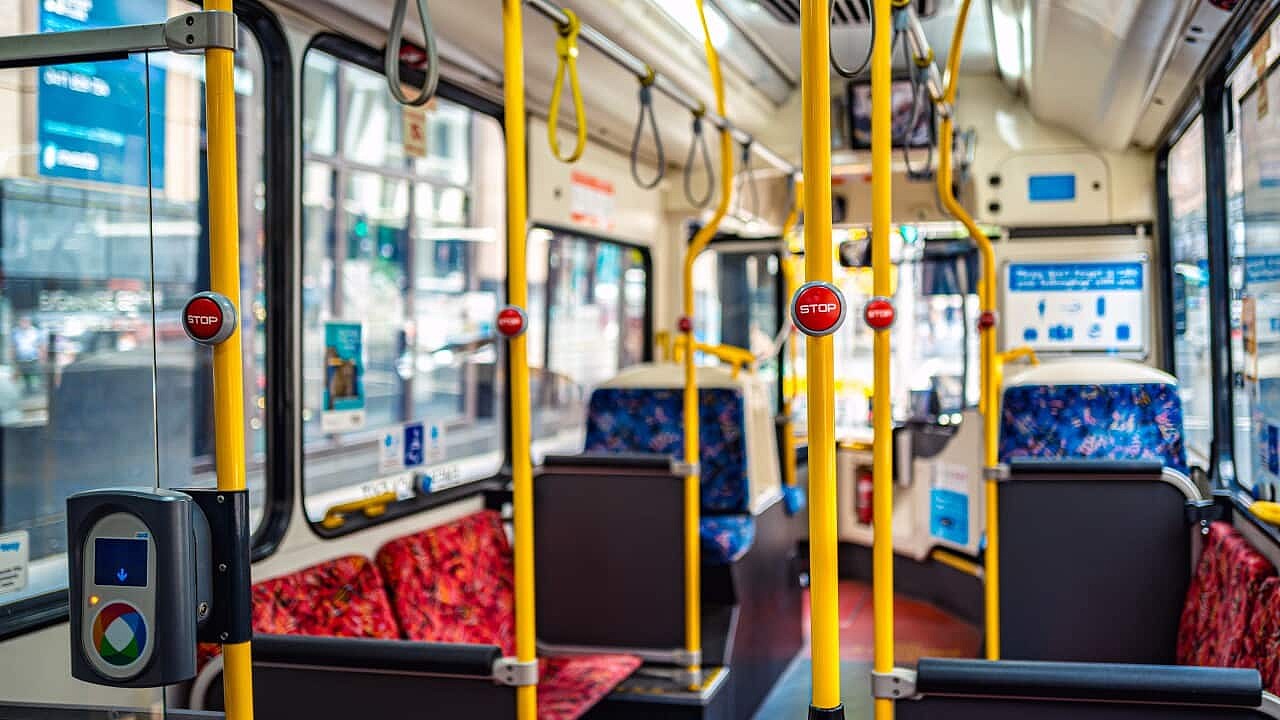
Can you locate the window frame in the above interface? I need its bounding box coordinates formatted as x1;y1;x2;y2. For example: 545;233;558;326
0;0;293;641
1158;112;1217;472
1156;0;1280;491
299;33;508;539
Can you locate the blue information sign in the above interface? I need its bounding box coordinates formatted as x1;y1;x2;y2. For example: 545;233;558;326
1004;260;1148;353
38;0;166;188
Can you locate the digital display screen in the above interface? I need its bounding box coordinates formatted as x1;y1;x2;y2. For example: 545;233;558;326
94;538;148;588
849;80;934;149
1028;174;1077;202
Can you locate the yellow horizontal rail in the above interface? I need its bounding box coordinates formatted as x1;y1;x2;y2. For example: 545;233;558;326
320;492;399;529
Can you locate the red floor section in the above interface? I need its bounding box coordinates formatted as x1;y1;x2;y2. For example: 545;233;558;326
803;580;981;664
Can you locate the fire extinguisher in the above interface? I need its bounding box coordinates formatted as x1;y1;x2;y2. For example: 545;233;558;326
856;468;873;525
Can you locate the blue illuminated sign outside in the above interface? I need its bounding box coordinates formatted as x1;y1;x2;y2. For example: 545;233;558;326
38;0;166;188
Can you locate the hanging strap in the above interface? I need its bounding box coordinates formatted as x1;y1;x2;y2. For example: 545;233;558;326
683;110;714;208
830;0;874;78
733;139;759;219
631;67;666;189
384;0;439;107
548;8;588;163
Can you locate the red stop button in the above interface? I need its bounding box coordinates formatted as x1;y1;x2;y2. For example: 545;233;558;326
864;297;896;331
790;282;846;337
978;310;998;331
677;316;692;333
496;306;528;338
182;292;236;346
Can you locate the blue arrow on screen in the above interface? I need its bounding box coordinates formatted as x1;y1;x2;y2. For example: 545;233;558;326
117;568;128;583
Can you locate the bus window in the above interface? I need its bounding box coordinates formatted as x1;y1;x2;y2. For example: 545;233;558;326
300;46;506;523
1236;61;1280;496
527;227;650;462
1168;116;1212;466
693;247;782;411
0;3;270;617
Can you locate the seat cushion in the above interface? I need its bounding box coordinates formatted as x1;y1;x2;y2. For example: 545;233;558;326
376;509;517;654
999;382;1188;474
1177;522;1276;668
198;554;400;668
1248;577;1280;693
539;654;643;720
700;514;755;565
586;386;749;513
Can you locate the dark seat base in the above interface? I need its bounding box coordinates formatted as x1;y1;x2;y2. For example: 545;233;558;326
585;667;734;720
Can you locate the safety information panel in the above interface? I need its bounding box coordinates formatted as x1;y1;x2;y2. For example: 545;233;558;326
1003;260;1147;354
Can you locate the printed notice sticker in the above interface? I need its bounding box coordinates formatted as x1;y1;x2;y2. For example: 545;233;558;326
0;530;29;595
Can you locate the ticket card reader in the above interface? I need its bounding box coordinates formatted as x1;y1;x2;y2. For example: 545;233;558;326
67;488;212;688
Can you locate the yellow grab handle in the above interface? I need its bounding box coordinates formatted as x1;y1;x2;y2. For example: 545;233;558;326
1252;501;1280;525
548;8;587;163
321;492;400;530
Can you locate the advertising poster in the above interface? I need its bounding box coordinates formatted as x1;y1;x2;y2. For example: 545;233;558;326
38;0;167;188
1003;260;1147;354
929;463;970;546
322;322;365;432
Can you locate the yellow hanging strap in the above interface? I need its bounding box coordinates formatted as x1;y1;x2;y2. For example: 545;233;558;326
548;8;587;163
504;2;539;718
935;0;997;660
678;0;735;690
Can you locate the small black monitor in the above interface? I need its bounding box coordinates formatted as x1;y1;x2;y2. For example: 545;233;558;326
848;79;934;149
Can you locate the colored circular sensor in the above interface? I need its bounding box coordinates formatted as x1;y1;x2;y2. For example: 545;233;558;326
92;601;148;667
790;281;847;337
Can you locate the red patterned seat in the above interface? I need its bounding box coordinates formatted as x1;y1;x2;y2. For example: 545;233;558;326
1248;578;1280;693
198;554;400;668
1176;522;1276;670
376;510;640;720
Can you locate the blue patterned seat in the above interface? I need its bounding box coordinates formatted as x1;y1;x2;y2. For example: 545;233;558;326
586;378;759;566
999;360;1188;474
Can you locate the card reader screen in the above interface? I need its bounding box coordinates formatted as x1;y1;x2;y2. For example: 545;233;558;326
94;538;148;588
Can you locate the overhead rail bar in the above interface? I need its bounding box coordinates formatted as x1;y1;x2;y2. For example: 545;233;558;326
0;10;236;68
524;0;799;177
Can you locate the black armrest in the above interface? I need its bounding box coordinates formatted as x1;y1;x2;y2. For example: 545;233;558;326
916;659;1262;707
542;452;679;472
253;635;500;679
1007;458;1165;477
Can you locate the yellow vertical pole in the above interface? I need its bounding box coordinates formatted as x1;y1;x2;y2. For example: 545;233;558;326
934;0;997;660
799;1;842;714
781;184;803;493
870;0;895;717
203;1;252;719
681;0;735;686
503;2;538;717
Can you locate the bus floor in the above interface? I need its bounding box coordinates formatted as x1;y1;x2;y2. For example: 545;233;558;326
753;580;981;719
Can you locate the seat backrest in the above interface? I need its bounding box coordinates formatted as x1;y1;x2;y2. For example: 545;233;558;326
198;554;400;668
585;363;769;514
999;359;1188;473
1177;522;1276;673
375;510;516;655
